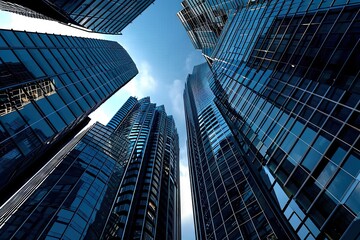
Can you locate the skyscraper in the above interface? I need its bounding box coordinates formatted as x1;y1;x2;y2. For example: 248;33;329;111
0;121;130;239
0;97;181;240
177;0;238;57
0;0;155;34
0;28;138;204
181;0;360;239
184;63;297;240
107;97;180;240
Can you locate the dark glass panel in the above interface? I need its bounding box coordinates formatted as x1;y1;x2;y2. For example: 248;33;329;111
239;220;257;240
36;97;66;132
40;49;63;74
0;50;20;64
1;31;22;47
309;191;336;227
28;49;54;76
339;125;359;145
297;178;321;211
28;33;46;48
15;32;34;47
323;117;342;136
286;166;308;195
323;205;355;239
0;110;40;155
48;96;75;125
14;50;45;78
0;35;7;47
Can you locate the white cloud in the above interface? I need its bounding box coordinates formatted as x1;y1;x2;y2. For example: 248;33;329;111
123;61;157;98
88;107;111;125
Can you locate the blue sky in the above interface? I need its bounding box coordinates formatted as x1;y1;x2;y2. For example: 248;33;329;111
0;1;203;239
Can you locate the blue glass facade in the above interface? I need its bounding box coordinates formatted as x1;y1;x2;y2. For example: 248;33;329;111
0;0;155;34
0;96;181;240
181;0;360;239
0;122;130;239
177;0;241;56
184;63;297;240
107;96;138;130
0;29;137;204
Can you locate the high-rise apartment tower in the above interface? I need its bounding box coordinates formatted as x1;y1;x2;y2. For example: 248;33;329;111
0;97;181;240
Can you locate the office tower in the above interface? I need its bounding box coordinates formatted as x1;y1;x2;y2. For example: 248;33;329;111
184;63;297;240
177;0;239;57
0;122;130;239
0;29;138;204
181;0;360;239
0;0;155;34
0;97;181;240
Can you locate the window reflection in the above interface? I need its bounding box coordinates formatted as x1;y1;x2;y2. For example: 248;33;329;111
14;50;45;78
0;79;56;116
327;169;354;200
0;62;33;88
0;113;41;155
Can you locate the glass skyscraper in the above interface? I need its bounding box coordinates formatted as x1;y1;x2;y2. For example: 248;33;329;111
0;122;130;239
0;0;155;34
0;96;181;240
107;97;180;240
184;63;298;240
181;0;360;239
177;0;239;57
0;28;138;204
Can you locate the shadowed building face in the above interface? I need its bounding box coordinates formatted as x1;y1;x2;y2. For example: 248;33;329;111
0;29;138;204
0;0;155;34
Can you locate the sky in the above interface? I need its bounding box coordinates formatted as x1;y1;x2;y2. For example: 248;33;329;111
0;1;204;239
